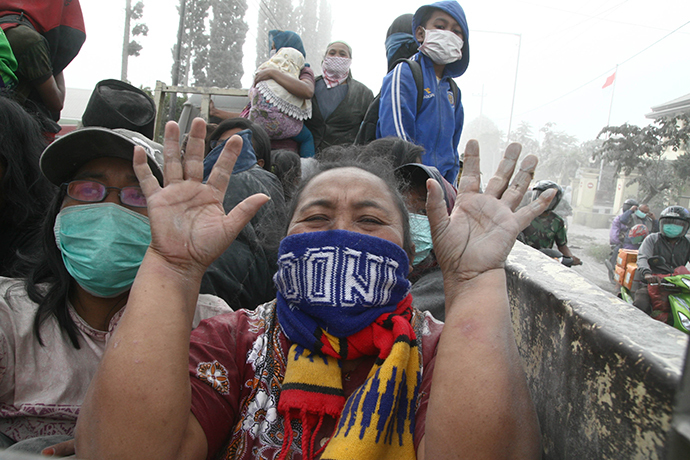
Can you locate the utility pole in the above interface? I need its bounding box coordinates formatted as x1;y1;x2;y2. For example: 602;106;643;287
169;0;186;121
121;0;132;81
472;30;522;143
506;33;521;143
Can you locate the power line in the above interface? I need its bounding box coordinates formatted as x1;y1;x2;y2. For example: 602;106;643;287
252;0;283;31
519;18;690;116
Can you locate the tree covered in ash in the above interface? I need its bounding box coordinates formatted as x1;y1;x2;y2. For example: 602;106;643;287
254;0;333;71
595;114;690;205
122;0;149;81
172;0;248;88
174;0;210;86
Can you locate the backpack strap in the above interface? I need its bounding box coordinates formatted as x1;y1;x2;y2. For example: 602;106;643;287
391;58;424;113
393;58;459;112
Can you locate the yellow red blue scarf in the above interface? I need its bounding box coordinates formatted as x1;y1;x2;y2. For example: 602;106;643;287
274;230;419;460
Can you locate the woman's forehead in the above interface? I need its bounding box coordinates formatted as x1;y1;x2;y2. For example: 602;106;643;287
327;42;350;55
301;167;394;203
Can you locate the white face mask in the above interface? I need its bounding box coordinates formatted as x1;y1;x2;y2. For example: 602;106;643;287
418;28;464;65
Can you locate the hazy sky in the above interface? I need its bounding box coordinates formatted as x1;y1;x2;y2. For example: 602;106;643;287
64;0;690;144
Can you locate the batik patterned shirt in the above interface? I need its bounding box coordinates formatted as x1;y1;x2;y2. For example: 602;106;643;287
189;300;443;460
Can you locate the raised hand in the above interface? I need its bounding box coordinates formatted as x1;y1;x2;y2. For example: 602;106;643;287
426;140;555;285
133;118;269;277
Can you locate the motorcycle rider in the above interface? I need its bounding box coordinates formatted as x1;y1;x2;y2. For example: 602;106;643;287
519;180;582;265
633;206;690;314
605;200;657;280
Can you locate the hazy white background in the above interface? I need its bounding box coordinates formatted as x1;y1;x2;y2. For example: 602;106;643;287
64;0;690;143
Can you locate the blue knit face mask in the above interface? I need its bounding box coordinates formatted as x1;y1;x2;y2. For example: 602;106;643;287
54;203;151;298
663;224;685;239
409;213;433;265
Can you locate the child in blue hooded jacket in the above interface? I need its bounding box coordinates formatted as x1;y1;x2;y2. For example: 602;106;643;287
376;0;469;185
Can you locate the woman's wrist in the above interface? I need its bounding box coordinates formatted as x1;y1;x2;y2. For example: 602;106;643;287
139;249;206;291
443;268;507;307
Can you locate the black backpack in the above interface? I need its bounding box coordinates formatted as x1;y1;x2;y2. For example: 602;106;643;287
354;58;458;146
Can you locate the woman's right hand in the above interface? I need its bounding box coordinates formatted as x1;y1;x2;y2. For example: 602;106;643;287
133;118;269;278
253;68;276;86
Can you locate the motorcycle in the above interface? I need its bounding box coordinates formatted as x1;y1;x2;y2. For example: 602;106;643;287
618;255;690;334
646;272;690;334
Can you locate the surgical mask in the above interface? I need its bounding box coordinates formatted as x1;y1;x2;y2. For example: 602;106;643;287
54;203;151;298
418;28;464;65
663;224;685;239
409;213;433;265
635;210;647;219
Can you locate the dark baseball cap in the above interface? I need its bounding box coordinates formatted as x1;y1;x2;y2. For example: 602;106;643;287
40;127;164;186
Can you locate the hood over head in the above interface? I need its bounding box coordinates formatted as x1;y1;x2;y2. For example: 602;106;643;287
269;30;306;58
412;0;470;77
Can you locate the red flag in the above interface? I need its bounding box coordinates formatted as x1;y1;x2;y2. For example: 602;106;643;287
602;72;616;89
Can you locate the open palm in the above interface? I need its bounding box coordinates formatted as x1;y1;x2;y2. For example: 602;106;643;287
133;119;269;276
427;141;554;284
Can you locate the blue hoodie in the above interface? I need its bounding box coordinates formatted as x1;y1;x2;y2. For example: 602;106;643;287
376;0;469;184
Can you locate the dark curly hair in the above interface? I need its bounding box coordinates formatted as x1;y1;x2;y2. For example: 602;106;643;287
0;94;57;277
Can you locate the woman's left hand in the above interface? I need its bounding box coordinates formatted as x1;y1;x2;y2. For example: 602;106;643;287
426;140;554;289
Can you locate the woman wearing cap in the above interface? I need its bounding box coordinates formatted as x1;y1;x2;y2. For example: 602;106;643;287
75;118;544;459
305;41;374;152
0;127;232;453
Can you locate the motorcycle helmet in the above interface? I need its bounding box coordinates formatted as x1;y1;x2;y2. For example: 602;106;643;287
659;206;690;239
627;224;649;246
532;180;562;212
622;198;639;212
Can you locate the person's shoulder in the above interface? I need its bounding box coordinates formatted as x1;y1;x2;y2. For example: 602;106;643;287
349;77;373;95
193;294;235;328
0;276;34;308
414;309;444;360
191;300;276;341
551;212;565;225
300;66;315;78
387;55;420;78
641;233;661;246
0;277;41;334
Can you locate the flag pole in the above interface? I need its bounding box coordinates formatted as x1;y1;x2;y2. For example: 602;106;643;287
606;64;618;126
598;65;618;192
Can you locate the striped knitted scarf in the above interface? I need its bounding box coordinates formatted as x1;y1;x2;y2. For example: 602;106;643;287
274;230;419;460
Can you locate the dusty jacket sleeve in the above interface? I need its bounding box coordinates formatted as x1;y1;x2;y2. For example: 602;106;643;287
610;210;632;245
636;235;655;277
376;62;418;142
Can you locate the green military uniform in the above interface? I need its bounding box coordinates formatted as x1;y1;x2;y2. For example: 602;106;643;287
520;211;567;250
